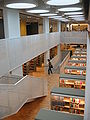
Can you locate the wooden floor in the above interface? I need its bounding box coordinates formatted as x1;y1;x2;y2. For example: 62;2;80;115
3;74;59;120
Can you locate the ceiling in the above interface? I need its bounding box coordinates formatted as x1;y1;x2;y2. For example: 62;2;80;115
0;0;89;23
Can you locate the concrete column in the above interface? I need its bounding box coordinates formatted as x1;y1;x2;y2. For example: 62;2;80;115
44;51;50;74
43;17;49;33
3;8;23;76
88;24;90;32
57;21;61;32
84;33;90;120
43;17;50;73
57;44;61;61
57;22;61;63
3;8;20;39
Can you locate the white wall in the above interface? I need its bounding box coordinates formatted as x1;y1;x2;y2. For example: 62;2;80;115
11;66;23;76
60;31;87;44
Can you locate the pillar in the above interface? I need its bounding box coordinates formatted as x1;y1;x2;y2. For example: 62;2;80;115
43;17;49;33
57;44;61;61
57;21;61;62
3;8;23;76
88;24;90;32
3;8;20;39
44;51;50;74
57;21;61;32
43;17;50;73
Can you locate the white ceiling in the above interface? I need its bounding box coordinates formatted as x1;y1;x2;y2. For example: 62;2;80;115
0;0;89;23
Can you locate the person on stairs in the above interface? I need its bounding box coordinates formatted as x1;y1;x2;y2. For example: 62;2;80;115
48;59;53;75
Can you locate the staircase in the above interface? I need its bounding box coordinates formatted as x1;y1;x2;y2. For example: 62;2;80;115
0;75;47;119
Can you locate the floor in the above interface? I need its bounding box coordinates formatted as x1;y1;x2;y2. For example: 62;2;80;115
3;73;59;120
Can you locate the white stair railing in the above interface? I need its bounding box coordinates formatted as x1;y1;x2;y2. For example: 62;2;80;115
0;75;48;119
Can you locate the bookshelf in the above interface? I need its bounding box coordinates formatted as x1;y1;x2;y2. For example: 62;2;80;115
51;88;85;116
35;109;83;120
59;74;85;90
64;66;86;76
71;56;86;61
68;60;86;67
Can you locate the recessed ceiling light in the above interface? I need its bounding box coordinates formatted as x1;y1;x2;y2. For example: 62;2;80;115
62;19;69;22
40;13;57;16
73;17;85;20
47;0;79;6
58;7;82;12
72;17;85;21
68;15;84;17
48;16;62;18
54;17;66;20
6;3;36;9
74;19;85;21
27;10;49;13
64;12;83;15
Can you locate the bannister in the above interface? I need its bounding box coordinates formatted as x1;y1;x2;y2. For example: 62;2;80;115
60;31;87;44
0;32;87;77
0;32;60;77
60;51;70;74
0;75;48;119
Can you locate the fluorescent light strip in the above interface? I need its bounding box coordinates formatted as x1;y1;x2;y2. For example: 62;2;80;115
75;19;85;21
58;7;82;12
72;17;85;21
64;12;83;15
54;17;65;20
47;0;79;6
72;17;85;19
40;13;57;16
69;15;84;17
6;3;36;9
48;16;62;18
27;10;49;13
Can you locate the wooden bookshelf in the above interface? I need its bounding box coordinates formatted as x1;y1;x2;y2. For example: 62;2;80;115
64;66;86;76
68;60;86;67
51;88;85;116
59;74;85;90
71;56;86;61
35;109;83;120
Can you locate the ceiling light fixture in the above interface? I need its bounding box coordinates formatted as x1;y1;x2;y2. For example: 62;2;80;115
54;18;66;21
48;16;62;18
40;13;57;16
64;12;83;15
68;15;84;17
47;0;79;6
58;7;82;12
27;10;49;13
62;19;69;22
6;3;36;9
72;17;85;21
73;17;85;20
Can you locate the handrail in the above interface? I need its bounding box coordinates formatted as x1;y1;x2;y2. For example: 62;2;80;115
0;75;48;119
60;51;70;74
